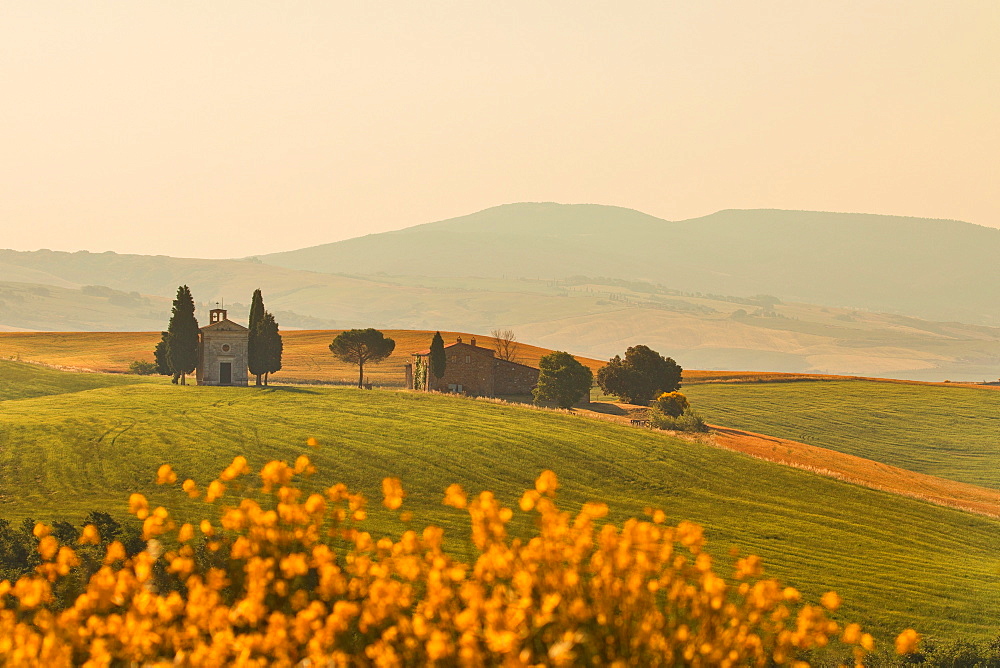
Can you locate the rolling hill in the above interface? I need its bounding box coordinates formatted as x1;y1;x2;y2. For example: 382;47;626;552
0;356;161;401
9;329;999;519
4;326;998;391
0;358;998;642
3;281;1000;381
0;330;605;386
258;203;1000;326
684;380;1000;491
3;204;1000;380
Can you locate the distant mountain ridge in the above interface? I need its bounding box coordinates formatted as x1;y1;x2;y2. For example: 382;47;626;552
258;203;1000;326
2;203;999;380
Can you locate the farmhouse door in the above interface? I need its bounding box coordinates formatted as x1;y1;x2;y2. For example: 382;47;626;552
219;362;232;385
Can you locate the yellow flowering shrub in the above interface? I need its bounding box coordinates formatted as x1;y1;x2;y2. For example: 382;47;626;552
0;450;918;666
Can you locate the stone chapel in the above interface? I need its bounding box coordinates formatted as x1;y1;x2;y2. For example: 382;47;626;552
196;308;249;386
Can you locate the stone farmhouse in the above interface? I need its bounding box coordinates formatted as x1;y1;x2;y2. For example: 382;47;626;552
196;308;249;386
406;336;539;397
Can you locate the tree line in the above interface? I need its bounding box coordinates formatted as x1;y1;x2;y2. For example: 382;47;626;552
530;344;681;405
529;343;704;431
324;325;690;418
143;290;690;417
150;285;283;386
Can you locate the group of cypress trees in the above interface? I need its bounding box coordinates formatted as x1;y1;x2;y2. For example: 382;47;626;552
153;286;282;386
247;288;283;386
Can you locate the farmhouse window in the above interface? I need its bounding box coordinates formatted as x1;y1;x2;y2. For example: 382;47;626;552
465;355;471;364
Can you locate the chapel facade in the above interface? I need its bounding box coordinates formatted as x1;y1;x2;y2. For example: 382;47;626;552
196;309;249;386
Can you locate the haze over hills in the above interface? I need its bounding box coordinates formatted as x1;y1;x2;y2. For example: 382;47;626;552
260;203;1000;326
2;203;999;381
1;273;998;381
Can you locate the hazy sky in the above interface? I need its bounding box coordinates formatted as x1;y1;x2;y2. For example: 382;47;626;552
2;1;997;258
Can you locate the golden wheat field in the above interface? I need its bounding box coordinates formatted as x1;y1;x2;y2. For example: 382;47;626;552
0;330;605;386
0;329;940;387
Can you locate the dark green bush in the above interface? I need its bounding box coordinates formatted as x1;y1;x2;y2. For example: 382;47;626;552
128;360;159;375
900;636;1000;667
0;512;144;607
533;351;593;409
858;635;1000;667
651;391;689;417
650;408;708;433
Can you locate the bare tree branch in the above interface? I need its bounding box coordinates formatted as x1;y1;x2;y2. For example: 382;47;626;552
490;328;520;363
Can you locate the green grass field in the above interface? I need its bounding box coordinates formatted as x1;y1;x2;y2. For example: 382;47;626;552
0;360;998;643
0;359;161;401
683;380;1000;491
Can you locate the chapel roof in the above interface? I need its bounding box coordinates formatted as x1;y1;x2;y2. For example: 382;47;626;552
200;318;248;333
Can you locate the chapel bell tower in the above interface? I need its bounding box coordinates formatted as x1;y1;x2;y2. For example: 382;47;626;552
197;306;249;386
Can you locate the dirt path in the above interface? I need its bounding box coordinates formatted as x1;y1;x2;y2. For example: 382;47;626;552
708;425;1000;517
572;402;1000;518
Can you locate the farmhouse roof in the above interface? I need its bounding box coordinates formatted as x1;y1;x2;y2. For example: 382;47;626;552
412;342;539;372
494;357;538;372
412;341;483;356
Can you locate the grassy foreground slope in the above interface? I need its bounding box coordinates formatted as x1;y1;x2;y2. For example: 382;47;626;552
0;359;160;401
0;364;997;641
684;380;1000;491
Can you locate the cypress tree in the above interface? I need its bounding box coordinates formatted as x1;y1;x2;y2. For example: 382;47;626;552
248;289;266;386
153;331;171;375
429;331;446;380
261;312;282;386
165;285;199;385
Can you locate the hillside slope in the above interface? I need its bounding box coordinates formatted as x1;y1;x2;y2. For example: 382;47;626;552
4;204;1000;378
260;203;1000;326
0;331;605;385
685;380;1000;491
7;292;1000;382
0;359;159;401
705;424;1000;518
0;369;997;641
